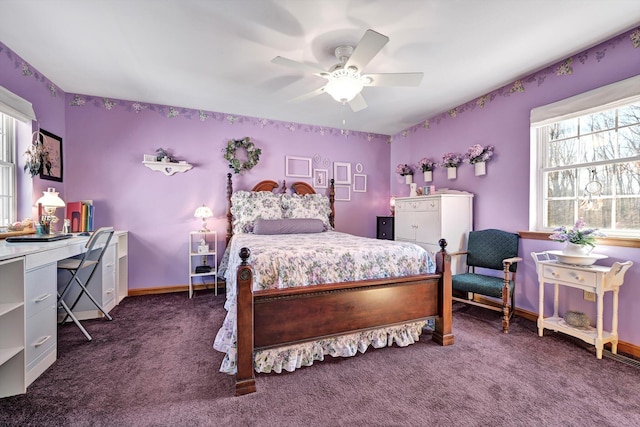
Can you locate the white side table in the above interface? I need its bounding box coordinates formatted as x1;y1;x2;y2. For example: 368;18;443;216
532;252;633;359
189;231;217;298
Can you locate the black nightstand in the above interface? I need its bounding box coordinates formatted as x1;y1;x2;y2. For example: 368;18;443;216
376;216;394;240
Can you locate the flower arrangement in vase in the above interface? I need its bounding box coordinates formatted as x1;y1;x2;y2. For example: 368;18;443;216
464;144;494;176
549;218;605;255
418;157;437;182
440;153;462;180
396;163;414;184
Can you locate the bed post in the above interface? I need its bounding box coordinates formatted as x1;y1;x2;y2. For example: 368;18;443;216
235;247;256;396
226;173;233;246
433;238;454;346
329;178;335;229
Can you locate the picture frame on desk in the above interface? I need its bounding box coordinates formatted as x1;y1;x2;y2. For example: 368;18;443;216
39;129;63;182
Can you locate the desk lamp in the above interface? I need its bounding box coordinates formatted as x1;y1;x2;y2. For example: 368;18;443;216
194;204;213;232
37;187;65;233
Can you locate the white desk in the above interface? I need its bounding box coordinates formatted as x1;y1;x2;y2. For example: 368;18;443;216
534;258;631;359
0;231;128;398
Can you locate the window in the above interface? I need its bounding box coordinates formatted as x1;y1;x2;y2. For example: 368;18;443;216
531;80;640;237
0;112;16;227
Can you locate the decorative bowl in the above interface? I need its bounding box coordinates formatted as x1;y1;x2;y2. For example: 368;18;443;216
546;250;608;266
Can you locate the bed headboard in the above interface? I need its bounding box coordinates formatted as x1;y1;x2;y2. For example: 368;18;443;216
225;173;335;244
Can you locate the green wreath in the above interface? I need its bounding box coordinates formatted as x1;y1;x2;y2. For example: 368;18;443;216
223;137;262;175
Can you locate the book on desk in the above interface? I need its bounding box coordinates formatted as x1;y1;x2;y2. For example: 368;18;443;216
66;200;94;232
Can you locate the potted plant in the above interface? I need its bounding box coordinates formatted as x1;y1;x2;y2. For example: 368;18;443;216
549;218;605;255
395;163;414;184
464;144;494;176
440;153;462;179
418;157;437;182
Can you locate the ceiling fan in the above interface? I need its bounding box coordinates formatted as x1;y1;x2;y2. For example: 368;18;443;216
271;29;423;112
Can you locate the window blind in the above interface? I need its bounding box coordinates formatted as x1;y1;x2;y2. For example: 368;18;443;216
0;85;36;123
530;74;640;127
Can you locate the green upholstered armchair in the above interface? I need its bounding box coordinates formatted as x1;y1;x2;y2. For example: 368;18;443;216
450;229;522;333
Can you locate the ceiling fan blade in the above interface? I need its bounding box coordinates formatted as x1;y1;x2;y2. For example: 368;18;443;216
271;56;328;77
348;93;368;112
344;29;389;72
363;72;424;87
290;85;327;102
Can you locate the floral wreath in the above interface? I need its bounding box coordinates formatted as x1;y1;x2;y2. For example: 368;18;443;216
223;137;262;175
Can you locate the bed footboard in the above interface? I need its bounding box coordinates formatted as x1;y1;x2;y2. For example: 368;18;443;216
235;241;453;396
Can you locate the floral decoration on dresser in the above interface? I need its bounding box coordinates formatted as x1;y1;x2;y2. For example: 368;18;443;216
548;218;605;248
418;158;437;172
395;163;414;176
224;137;262;175
463;144;494;164
440;152;463;168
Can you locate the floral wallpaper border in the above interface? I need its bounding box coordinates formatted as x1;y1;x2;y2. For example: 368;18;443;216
392;26;640;141
2;26;639;145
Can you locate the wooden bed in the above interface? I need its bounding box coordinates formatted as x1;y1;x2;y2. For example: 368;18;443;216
223;173;454;395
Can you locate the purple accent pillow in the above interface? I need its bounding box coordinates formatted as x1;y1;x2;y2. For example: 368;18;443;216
253;218;326;235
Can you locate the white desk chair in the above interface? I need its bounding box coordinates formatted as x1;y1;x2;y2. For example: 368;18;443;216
57;227;115;341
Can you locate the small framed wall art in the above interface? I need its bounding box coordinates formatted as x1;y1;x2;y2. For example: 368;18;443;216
353;174;367;192
313;169;328;188
334;185;351;202
39;129;63;182
285;156;312;178
333;162;351;185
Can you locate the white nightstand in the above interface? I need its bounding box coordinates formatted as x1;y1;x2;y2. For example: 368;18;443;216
189;231;218;298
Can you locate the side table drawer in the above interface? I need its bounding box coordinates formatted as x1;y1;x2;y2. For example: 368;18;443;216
542;265;597;287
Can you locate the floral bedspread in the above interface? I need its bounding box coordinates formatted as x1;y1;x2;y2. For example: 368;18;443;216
213;231;436;374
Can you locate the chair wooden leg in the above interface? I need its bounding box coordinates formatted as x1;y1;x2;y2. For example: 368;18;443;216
502;272;510;334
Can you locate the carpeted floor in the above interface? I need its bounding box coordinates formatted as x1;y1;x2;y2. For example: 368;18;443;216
0;291;638;427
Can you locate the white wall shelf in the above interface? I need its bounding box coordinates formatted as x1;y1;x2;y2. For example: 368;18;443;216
142;160;193;176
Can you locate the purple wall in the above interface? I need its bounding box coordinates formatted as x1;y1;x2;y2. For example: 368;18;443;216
62;101;390;291
390;28;640;346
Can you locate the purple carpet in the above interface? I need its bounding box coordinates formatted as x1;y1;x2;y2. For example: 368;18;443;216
0;292;638;426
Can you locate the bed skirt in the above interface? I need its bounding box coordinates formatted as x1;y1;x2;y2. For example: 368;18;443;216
216;320;429;374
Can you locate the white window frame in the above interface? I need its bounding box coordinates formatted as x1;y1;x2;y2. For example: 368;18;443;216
0;112;16;226
530;75;640;237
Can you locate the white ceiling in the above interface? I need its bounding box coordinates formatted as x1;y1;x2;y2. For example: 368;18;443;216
1;0;639;135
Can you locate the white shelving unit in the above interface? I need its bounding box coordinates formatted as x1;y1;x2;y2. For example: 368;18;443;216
189;231;218;298
0;257;26;398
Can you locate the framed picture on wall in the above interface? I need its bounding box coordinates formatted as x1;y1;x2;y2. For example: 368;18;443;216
39;129;63;182
313;169;328;188
333;162;351;185
285;156;312;178
334;185;351;202
353;174;367;192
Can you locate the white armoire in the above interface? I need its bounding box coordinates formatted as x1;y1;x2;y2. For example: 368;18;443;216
394;192;473;274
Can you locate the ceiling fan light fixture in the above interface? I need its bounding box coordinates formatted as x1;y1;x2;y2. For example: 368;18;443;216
324;68;364;103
